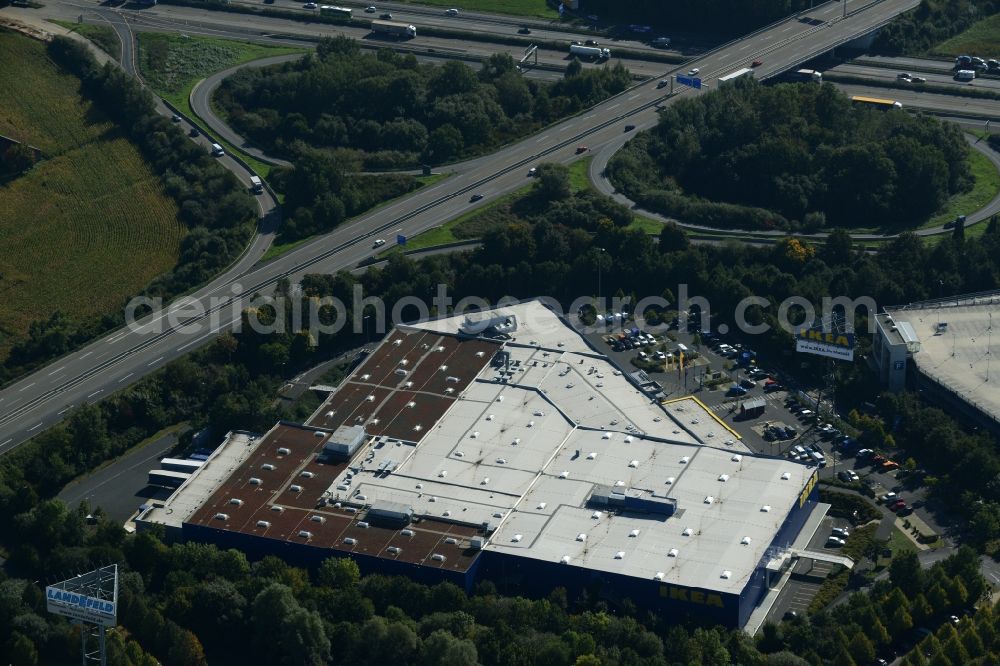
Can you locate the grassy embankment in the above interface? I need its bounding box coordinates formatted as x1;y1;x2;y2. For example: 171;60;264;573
0;30;184;361
932;12;1000;56
395;0;558;20
136;33;305;178
48;20;119;59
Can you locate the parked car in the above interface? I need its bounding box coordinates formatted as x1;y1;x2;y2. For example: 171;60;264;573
897;72;912;80
188;127;199;137
831;527;850;538
527;167;537;177
783;426;798;439
890;499;907;512
727;385;748;397
740;378;756;389
826;536;846;547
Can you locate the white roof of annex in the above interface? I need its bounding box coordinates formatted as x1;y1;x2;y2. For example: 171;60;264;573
887;293;1000;422
327;301;813;594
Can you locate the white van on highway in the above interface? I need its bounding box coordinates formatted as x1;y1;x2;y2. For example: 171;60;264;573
955;69;976;81
249;175;263;194
210;143;225;157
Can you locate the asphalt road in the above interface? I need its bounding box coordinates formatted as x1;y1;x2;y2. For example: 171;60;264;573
0;0;922;454
831;61;1000;92
834;81;1000;119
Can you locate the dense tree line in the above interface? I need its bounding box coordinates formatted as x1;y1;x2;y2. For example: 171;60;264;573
576;0;814;37
0;38;257;386
875;0;1000;55
215;36;631;168
608;79;972;231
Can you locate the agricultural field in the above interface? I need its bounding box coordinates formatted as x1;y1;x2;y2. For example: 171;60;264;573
932;12;1000;58
0;30;184;359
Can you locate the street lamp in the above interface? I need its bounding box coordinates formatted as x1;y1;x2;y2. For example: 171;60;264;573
363;314;371;346
596;247;606;313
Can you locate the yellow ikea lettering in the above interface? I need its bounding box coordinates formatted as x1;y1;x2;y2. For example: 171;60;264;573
800;330;849;347
660;585;724;608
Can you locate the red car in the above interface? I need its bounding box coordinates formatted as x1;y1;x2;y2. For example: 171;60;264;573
752;59;763;67
576;146;588;154
890;499;907;512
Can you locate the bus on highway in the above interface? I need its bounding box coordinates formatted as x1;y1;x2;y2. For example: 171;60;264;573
320;5;352;18
850;95;903;110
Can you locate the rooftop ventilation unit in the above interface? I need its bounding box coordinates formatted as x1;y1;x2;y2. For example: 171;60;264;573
654;572;665;580
559;471;569;479
470;432;479;439
587;452;597;460
386;546;401;555
591;511;602;520
576;533;587;542
614;551;625;559
741;536;751;545
781;472;791;480
721;570;732;579
439;470;448;478
761;505;771;512
255;520;270;529
602;433;612;440
277;447;291;455
731;454;743;462
560;555;571;564
481;478;490;485
511;534;523;543
682;528;693;536
629;460;639;468
704;496;714;505
271;506;284;513
668;548;679;557
718;474;730;482
680;456;690;464
400;529;415;537
249;477;262;486
298;530;313;539
496;458;506;465
431;553;447;562
343;537;357;545
261;463;276;471
486;414;494;421
229;498;243;506
310;515;326;523
536;502;547;510
629;529;640;537
301;471;314;478
665;477;675;484
214;513;228;521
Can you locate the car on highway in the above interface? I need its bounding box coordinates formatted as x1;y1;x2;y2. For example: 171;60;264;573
575;146;588;154
304;2;318;8
911;76;926;83
585;39;600;46
171;114;182;123
210;143;225;157
897;72;912;80
826;536;846;547
687;68;700;76
365;5;376;12
751;59;763;67
380;12;392;18
518;26;531;34
470;193;484;202
445;7;459;15
527;167;537;177
657;79;668;88
372;239;386;248
188;127;199;137
624;124;635;132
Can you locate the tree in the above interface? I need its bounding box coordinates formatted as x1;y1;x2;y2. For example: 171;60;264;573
5;632;38;666
535;163;572;201
419;629;478;666
251;584;330;666
426;124;464;163
848;632;876;665
890;605;914;636
318;557;360;588
658;222;689;253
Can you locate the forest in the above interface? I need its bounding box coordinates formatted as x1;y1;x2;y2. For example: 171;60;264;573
215;36;632;168
606;79;972;232
0;38;257;386
575;0;814;36
875;0;1000;54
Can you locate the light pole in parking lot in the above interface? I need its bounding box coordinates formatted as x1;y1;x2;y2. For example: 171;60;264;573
596;247;606;311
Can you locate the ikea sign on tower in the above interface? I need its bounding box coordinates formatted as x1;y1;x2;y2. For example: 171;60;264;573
795;326;855;362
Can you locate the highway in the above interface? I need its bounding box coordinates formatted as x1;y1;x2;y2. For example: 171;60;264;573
0;0;921;454
829;61;1000;92
835;81;1000;119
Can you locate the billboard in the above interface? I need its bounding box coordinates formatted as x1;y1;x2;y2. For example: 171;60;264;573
45;565;118;627
795;327;855;361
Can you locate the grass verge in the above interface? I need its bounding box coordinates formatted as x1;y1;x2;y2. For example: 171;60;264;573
48;20;119;59
923;145;1000;229
0;30;184;360
932;13;1000;57
394;0;558;19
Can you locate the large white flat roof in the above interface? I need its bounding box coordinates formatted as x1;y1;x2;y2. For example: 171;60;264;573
322;301;813;593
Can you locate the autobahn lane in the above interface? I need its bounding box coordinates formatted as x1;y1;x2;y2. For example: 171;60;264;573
0;0;921;453
830;61;1000;92
835;82;1000;119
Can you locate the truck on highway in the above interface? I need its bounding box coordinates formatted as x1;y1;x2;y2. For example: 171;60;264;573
249;175;263;194
718;67;754;85
371;19;417;38
569;44;611;60
795;68;823;83
319;5;352;19
955;69;976;81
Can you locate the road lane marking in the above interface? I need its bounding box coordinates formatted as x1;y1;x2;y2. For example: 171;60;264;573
48;366;65;376
58;406;74;415
608;103;620;109
19;382;35;392
558;125;571;132
0;438;10;447
28;423;43;431
80;351;93;359
535;135;548;143
118;372;135;383
148;356;164;367
87;389;103;398
628;94;640;100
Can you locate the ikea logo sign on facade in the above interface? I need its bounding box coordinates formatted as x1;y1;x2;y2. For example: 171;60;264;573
659;585;726;608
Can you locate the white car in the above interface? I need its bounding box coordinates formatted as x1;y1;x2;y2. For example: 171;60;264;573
847;470;860;482
365;5;376;12
687;68;700;76
831;527;850;538
826;536;846;547
881;492;897;503
638;351;648;360
527;167;537;177
303;2;318;7
372;239;386;248
445;7;459;15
